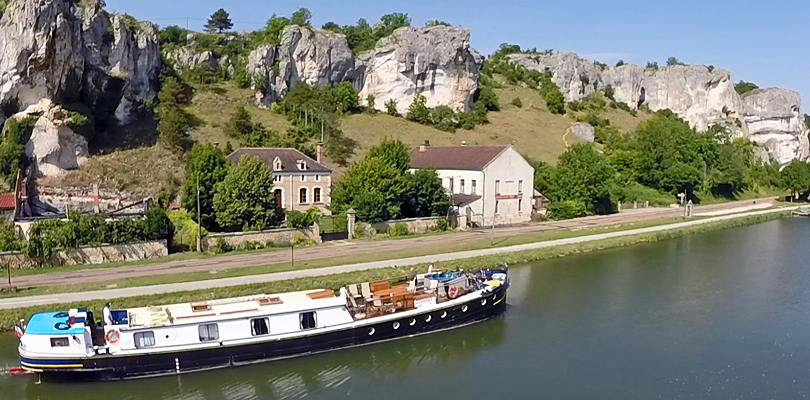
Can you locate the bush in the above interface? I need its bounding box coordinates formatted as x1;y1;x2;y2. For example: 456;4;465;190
406;94;430;124
477;87;500;111
547;201;587;220
239;241;263;251
434;217;449;232
284;208;321;229
210;237;232;254
385;99;399;116
388;222;410;237
168;209;207;252
511;97;523;108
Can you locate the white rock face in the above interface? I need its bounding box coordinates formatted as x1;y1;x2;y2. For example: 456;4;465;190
13;99;89;177
569;122;595;142
356;26;483;114
743;89;810;166
246;25;483;114
508;52;808;165
0;0;160;124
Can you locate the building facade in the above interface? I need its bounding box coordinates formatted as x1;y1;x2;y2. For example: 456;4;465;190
228;147;332;213
409;144;535;226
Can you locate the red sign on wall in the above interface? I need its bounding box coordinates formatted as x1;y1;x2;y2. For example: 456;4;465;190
495;194;522;200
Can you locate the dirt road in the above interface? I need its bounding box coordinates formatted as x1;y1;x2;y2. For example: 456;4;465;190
11;198;776;289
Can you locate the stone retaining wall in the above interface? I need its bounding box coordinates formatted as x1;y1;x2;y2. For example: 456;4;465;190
371;217;441;234
0;240;169;269
203;226;321;249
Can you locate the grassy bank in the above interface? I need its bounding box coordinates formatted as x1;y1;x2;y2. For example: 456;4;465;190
0;211;789;332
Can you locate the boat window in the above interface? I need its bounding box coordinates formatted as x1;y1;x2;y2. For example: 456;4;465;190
50;337;69;347
198;324;219;342
251;318;269;336
134;331;156;348
300;312;317;330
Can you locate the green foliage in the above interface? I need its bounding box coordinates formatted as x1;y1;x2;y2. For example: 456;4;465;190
261;14;292;45
155;76;192;152
385;99;399;116
365;95;376;113
646;61;659;70
388;222;409;237
735;81;759;96
213;156;282;231
666;56;685;66
406;93;430;124
539;73;565;114
0;117;32;188
284;208;321;229
64;108;94;139
331;81;360;113
224;105;253;138
594;124;619;144
615;60;626;67
593;61;608;71
120;14;140;33
158;25;188;45
603;84;615;101
331;138;448;222
322;22;341;32
168;209;207;252
781;160;810;198
405;93;488;132
205;9;233;33
182;143;229;230
434;217;449;232
549;144;616;214
612;182;674;206
0;219;22;252
477;87;500;111
322;13;411;55
290;8;312;26
547;200;587;220
425;19;451;27
210;237;232;254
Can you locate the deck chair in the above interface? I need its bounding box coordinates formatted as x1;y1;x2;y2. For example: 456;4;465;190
428;279;439;293
361;282;373;301
408;280;416;292
348;284;360;298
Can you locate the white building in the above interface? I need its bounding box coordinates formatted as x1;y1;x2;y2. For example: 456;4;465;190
409;144;535;226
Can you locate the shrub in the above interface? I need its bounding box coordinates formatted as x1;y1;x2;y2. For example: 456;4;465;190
388;222;410;237
434;217;449;232
603;85;615;101
168;209;207;252
239;241;263;251
477;87;500;111
547;200;587;220
284;208;321;229
365;94;376;113
511;97;523;108
354;223;367;239
406;94;430;124
210;237;232;254
385;99;399;116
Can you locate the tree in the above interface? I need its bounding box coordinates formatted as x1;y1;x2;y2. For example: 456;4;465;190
477;87;500;111
330;156;407;222
402;168;450;217
615;60;626;67
646;61;659;70
425;19;451;27
0;218;22;252
666;56;684;66
550;144;616;214
264;14;291;44
385;99;399;116
367;137;410;172
182;144;230;230
330;81;360;113
213;156;282;231
290;8;312;27
155;77;191;152
781;161;810;199
735;81;759;95
374;13;411;38
603;84;615;101
322;21;341;32
205;9;233;33
406;93;430;123
224;105;253;138
159;25;188;45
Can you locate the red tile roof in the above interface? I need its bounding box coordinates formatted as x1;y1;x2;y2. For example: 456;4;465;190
0;193;15;210
227;148;331;173
409;145;509;171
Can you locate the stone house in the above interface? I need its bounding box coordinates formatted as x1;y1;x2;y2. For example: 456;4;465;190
409;144;535;226
227;147;332;213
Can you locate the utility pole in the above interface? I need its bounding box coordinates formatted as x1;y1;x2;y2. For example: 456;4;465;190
6;263;11;292
291;243;295;269
196;171;202;253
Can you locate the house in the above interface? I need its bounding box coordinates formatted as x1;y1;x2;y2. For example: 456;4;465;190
227;146;332;213
0;193;15;218
409;144;535;226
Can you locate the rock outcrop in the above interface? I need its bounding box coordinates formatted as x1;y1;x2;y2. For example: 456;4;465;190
569;122;595;143
246;25;483;113
11;99;89;177
0;0;160;125
743;89;810;165
508;52;808;165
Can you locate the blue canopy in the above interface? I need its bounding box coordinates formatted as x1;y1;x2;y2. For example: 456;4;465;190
25;312;86;335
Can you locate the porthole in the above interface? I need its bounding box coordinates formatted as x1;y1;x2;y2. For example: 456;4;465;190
441;311;447;319
409;318;416;326
393;322;400;330
425;315;432;322
368;328;375;336
462;305;468;313
481;299;487;306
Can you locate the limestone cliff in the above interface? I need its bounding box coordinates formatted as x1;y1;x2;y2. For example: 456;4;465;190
12;99;89;177
508;52;808;165
246;25;482;113
0;0;160;174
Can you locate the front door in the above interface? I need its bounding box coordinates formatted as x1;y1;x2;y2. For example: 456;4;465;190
274;189;282;209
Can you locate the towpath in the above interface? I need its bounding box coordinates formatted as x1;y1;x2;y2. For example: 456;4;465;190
0;200;790;309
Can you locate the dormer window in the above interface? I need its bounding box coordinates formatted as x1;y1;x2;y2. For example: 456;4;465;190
297;160;307;170
273;157;282;171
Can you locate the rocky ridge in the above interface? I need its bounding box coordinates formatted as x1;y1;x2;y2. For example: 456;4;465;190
508;52;809;165
246;25;483;114
0;0;161;175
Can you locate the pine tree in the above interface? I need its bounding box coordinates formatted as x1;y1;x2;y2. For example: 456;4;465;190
156;77;191;152
205;9;233;33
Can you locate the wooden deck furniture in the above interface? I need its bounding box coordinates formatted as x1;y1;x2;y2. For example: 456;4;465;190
370;281;391;292
306;290;335;300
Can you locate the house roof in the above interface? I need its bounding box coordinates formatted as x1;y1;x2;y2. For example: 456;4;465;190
228;148;331;173
0;193;15;210
409;145;510;171
451;194;482;206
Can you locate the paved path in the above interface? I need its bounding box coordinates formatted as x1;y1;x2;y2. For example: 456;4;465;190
0;204;792;309
9;198;777;290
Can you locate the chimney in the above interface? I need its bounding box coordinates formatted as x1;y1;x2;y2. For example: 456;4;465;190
419;144;426;152
316;142;323;163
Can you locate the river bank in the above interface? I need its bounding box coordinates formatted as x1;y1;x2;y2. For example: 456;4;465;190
0;209;791;332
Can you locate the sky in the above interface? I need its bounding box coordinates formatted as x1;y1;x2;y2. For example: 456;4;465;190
107;0;810;107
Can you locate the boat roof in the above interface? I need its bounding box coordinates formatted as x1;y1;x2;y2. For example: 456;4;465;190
25;312;86;335
124;289;344;329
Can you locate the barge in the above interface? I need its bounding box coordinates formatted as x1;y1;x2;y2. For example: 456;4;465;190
16;268;508;381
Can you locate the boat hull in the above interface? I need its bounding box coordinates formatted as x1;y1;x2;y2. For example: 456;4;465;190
25;285;507;381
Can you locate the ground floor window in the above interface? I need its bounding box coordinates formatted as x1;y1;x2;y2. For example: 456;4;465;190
134;331;155;348
300;188;308;204
313;187;321;203
251;318;269;336
198;324;219;342
274;189;283;208
300;312;317;330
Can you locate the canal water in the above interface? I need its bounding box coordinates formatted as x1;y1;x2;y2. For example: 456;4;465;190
2;218;810;399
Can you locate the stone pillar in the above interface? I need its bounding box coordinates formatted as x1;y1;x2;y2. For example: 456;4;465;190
347;208;356;240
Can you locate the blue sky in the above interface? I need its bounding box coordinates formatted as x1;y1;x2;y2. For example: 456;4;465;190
108;0;810;108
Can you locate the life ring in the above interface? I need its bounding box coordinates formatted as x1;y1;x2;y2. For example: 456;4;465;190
105;330;120;344
448;286;460;299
